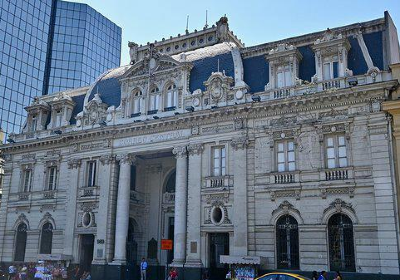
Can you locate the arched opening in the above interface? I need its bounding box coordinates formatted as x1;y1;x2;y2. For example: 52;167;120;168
164;84;177;110
40;222;53;254
126;218;138;265
276;215;299;269
165;170;176;193
14;223;27;261
328;213;355;271
130;89;142;116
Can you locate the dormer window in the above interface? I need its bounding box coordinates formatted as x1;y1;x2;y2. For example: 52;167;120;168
55;110;62;127
149;86;160;112
265;44;302;90
30;115;37;132
165;84;177;110
312;30;351;82
277;66;292;88
130;89;142;116
47;93;75;129
323;60;339;80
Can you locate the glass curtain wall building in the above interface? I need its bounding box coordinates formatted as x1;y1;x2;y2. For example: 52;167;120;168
0;0;121;141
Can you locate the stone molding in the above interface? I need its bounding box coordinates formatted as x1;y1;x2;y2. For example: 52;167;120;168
172;146;187;159
38;212;56;230
99;154;116;165
67;158;81;169
187;143;204;156
270;200;304;224
321;198;357;224
13;213;30;230
116;154;137;165
230;136;249;150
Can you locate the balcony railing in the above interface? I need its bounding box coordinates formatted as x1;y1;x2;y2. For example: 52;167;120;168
274;172;295;184
164;106;176;112
147;109;158;115
321;78;342;90
322;167;353;181
203;175;233;188
43;190;56;199
78;186;100;198
18;193;30;200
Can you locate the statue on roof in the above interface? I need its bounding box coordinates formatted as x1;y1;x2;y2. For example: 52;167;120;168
128;41;138;65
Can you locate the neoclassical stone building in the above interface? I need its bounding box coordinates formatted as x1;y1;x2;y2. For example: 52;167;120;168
1;12;400;280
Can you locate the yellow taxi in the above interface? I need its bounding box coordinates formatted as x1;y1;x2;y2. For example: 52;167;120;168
256;272;311;280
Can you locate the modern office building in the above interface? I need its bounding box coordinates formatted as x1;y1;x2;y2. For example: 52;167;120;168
0;0;121;141
1;12;400;280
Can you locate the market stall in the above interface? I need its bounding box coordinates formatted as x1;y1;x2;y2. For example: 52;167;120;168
220;255;266;280
35;254;73;279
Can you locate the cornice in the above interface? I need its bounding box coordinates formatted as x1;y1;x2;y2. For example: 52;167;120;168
2;80;395;153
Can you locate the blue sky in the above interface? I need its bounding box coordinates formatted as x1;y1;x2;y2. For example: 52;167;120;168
70;0;400;66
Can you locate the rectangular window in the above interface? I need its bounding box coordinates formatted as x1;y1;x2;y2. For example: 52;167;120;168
277;67;292;88
150;95;159;110
30;116;37;132
212;146;226;176
55;111;62;127
22;169;32;192
47;166;57;190
323;61;339;80
326;135;347;168
276;140;295;172
133;98;140;114
87;161;96;187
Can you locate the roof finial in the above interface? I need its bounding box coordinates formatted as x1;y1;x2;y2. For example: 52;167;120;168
205;10;208;29
186;15;189;34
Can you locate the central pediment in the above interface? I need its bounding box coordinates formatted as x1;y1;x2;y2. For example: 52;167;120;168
120;54;192;80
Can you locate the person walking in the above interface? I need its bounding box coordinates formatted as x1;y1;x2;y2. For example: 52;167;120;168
140;258;148;280
312;271;318;280
334;271;343;280
8;264;16;280
317;271;327;280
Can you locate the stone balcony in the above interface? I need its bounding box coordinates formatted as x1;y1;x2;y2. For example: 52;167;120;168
320;167;354;181
78;186;100;198
202;175;233;189
271;171;300;184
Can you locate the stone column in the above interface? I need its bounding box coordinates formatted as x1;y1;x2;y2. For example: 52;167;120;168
172;146;188;266
231;137;249;255
63;158;81;258
185;144;203;267
113;154;135;264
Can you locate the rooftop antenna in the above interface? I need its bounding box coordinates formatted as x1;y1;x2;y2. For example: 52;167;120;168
205;10;208;28
186;15;189;34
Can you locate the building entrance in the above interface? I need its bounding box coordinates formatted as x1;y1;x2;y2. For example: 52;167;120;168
80;234;94;272
209;233;229;280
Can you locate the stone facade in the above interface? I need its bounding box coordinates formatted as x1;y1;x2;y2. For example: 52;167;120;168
1;13;400;280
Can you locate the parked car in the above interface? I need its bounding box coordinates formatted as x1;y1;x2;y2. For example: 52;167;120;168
256;272;311;280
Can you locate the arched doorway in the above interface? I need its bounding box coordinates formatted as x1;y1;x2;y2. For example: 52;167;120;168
276;215;299;269
328;213;355;271
14;223;28;261
40;222;53;254
126;218;138;265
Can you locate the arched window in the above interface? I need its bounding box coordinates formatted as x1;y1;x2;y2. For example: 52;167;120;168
131;89;142;116
126;218;138;264
149;86;160;111
14;223;27;261
328;213;355;271
40;222;53;254
276;215;299;269
165;84;177;110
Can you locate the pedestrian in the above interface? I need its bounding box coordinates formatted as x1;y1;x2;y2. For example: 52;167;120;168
168;268;178;280
203;270;209;280
334;271;342;280
8;263;16;280
317;271;328;280
312;271;318;280
140;258;148;280
19;265;27;280
73;266;80;280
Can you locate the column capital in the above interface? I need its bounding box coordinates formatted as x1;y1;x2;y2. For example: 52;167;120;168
67;158;81;169
116;154;137;165
99;154;116;165
172;146;187;159
187;143;204;156
230;136;249;150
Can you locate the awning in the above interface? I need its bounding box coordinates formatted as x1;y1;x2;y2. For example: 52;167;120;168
220;255;266;265
37;254;73;261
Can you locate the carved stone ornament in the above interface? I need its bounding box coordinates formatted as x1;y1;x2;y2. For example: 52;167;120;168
99;154;116;165
14;213;30;230
230;137;249;150
172;146;187;159
323;198;355;216
271;200;301;218
116;154;136;165
67;158;81;169
187;143;204;156
203;72;234;103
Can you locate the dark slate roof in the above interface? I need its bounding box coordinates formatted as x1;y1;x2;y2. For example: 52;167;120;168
89;70;126;108
364;31;384;70
348;37;369;75
243;55;269;93
298;45;316;82
189;52;235;92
